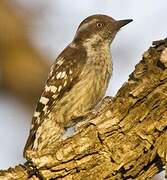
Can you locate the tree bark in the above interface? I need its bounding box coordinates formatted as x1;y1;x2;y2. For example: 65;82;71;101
1;38;167;180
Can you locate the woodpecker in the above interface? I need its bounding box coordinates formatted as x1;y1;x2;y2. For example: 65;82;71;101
24;14;132;156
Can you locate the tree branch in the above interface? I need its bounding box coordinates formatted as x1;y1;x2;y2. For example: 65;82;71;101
1;38;167;179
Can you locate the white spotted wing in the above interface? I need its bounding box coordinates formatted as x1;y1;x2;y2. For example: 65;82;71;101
24;45;87;153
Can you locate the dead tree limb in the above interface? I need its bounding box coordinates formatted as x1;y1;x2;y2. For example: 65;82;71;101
1;38;167;180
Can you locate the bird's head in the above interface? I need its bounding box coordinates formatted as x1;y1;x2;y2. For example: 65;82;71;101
74;14;132;46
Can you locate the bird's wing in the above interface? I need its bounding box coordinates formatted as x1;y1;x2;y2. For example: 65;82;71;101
24;45;87;153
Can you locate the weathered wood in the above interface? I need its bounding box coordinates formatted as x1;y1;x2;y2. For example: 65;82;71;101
1;38;167;179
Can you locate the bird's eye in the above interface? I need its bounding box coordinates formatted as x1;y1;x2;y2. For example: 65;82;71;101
96;23;103;28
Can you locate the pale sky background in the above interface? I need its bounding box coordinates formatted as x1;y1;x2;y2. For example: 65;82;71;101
0;0;167;179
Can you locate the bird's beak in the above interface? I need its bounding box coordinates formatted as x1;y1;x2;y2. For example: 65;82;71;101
115;19;133;30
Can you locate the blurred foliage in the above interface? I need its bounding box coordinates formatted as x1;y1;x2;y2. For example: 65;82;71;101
0;0;50;108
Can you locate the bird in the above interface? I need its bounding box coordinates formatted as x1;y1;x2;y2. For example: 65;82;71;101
23;14;132;156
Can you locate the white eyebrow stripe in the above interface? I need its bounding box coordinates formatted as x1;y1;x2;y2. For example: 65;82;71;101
77;19;98;33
